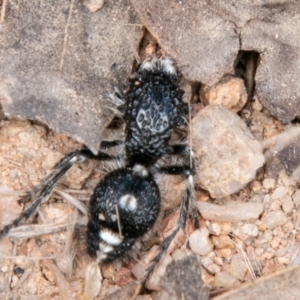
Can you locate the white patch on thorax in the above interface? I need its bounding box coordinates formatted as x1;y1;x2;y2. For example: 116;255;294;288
140;57;158;71
132;164;148;177
119;194;138;212
160;57;176;74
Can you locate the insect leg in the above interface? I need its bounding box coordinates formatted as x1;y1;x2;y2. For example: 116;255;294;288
142;163;198;282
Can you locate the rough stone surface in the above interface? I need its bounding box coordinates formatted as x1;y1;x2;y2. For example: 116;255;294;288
213;266;300;300
214;271;239;288
130;0;239;86
277;137;300;175
191;105;265;198
197;201;264;222
229;258;248;281
201;76;248;113
0;0;142;154
130;0;300;123
161;255;210;300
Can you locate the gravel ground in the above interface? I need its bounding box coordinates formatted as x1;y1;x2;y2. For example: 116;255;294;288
0;95;300;300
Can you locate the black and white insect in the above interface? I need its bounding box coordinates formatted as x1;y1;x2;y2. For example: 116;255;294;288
0;55;199;282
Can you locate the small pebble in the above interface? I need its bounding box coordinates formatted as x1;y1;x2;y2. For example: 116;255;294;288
263;178;275;190
214;271;239;288
271;186;287;200
229;258;248;281
189;228;213;256
255;248;264;256
201;257;221;275
211;235;234;249
276;256;289;265
264;230;273;241
250;180;261;192
83;0;104;12
214;257;223;266
270;199;281;211
241;223;259;237
261;210;288;229
232;227;248;241
292;190;300;207
262;248;276;260
262;259;276;276
281;195;294;214
216;248;232;258
277;170;297;187
252;97;263;111
263;194;270;204
1;266;8;273
10;275;18;288
210;222;221;236
271;237;281;249
276;247;288;257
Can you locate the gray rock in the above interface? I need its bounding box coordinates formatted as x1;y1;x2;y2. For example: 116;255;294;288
161;254;210;300
214;265;300;300
191;106;265;198
197;201;264;222
0;0;142;154
261;210;288;229
215;271;240;288
130;1;300;122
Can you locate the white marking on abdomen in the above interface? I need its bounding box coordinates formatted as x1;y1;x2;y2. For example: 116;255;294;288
119;194;138;212
100;229;123;246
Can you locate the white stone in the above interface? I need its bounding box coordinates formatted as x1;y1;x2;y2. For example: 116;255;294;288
210;222;221;236
191;105;265;198
189;228;213;256
241;223;259;237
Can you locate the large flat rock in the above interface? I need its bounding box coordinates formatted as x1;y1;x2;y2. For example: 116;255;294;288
0;0;143;153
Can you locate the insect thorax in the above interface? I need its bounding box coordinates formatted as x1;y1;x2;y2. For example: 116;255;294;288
124;68;185;166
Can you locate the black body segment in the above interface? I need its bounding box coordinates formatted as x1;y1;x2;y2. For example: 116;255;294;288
87;168;160;261
124;59;186;167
